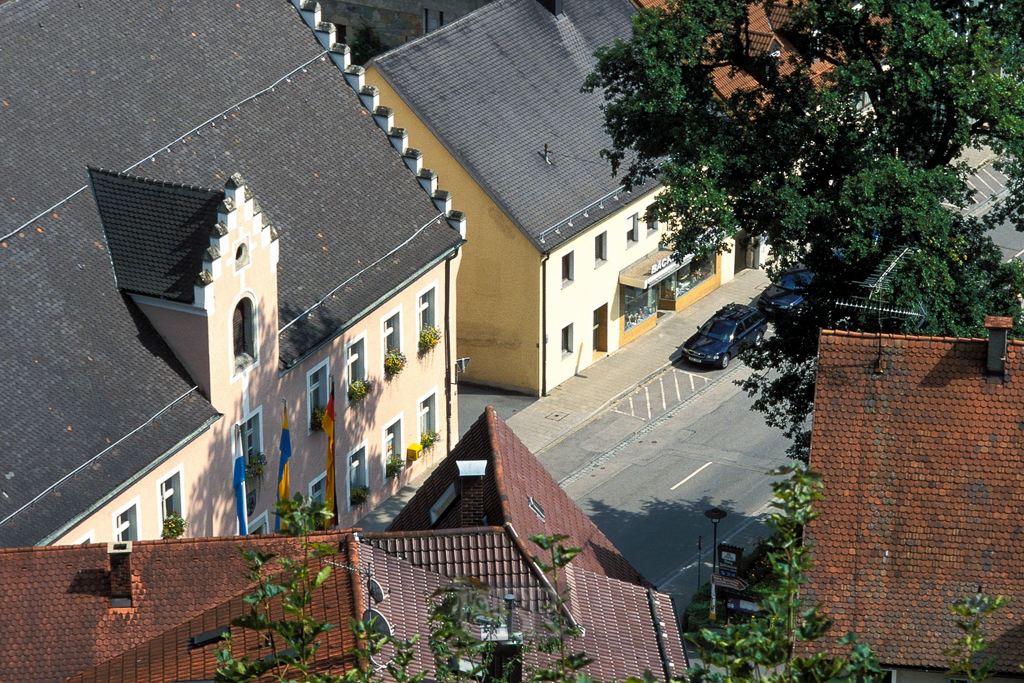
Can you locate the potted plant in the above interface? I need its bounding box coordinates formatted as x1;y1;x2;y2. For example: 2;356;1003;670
245;452;267;482
386;455;403;480
350;486;370;507
418;325;441;353
309;405;326;431
420;430;440;449
384;348;407;377
347;378;372;403
161;510;188;539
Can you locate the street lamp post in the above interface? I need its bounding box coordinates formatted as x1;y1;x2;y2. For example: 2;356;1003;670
704;507;727;575
704;507;727;621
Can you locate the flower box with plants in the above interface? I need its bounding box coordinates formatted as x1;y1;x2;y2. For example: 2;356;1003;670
349;486;370;507
420;430;440;449
309;405;326;431
386;455;403;480
245;452;267;483
347;378;372;403
383;348;407;377
418;325;441;353
161;510;188;540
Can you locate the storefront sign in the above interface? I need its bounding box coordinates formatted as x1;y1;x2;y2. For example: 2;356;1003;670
649;256;675;276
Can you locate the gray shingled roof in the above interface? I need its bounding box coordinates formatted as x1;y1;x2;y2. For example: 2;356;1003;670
372;0;649;250
0;0;459;546
89;168;223;303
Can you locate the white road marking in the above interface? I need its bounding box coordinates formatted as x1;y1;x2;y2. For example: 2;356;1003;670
689;373;695;392
661;379;667;412
673;371;681;402
670;461;713;491
644;385;652;420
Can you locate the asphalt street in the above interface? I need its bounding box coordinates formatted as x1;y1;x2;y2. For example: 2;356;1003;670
541;362;792;618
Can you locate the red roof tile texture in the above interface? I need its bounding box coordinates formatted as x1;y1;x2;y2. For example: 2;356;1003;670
802;330;1024;671
0;532;356;683
389;407;647;587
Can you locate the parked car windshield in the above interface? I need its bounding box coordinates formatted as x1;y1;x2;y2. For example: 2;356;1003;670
699;319;736;342
777;270;813;292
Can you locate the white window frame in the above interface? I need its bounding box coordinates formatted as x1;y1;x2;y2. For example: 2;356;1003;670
249;510;269;536
417;281;438;332
345;332;368;405
112;496;141;543
383;413;404;466
238;406;264;464
595;231;607;265
626;213;639;246
309;471;328;504
156;464;186;525
306;358;330;430
417;388;438;440
561;251;574;286
73;530;95;545
381;305;403;373
561;324;574;356
347;441;370;511
646;207;658;235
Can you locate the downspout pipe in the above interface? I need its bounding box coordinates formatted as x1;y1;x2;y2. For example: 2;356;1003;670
445;252;454;454
540;254;548;397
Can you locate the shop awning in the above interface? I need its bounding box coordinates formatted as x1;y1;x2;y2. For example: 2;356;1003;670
618;249;693;290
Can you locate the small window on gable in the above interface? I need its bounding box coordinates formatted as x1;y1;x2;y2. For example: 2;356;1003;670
561;252;574;285
234;242;250;271
561;324;573;355
310;473;327;504
233;298;256;372
308;360;329;428
384;312;401;352
347;337;366;391
419;287;436;331
646;207;658;234
595;231;607;264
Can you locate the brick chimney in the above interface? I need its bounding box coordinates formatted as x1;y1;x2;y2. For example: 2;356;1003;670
985;316;1013;377
108;541;133;607
457;460;487;527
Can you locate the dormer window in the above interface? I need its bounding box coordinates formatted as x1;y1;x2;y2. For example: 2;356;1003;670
233;297;256;372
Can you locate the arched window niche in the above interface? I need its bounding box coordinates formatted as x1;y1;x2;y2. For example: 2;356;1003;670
233;297;257;373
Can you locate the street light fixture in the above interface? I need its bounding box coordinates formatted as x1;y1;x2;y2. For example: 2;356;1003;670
703;507;727;575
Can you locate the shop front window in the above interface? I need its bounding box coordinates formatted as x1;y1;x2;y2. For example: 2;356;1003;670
624;286;657;331
659;255;716;300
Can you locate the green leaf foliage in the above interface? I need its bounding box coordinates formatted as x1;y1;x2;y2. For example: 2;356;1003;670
587;0;1024;460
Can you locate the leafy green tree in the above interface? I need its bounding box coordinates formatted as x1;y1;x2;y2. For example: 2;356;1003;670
688;465;882;682
215;493;339;682
944;593;1011;683
427;577;502;683
586;0;1024;460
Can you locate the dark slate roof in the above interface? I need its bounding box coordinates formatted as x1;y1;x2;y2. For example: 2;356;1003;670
372;0;652;250
0;0;459;546
388;406;649;586
802;330;1024;671
129;58;458;366
88;168;223;303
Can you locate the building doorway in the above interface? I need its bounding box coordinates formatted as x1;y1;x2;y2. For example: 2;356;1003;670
593;304;608;358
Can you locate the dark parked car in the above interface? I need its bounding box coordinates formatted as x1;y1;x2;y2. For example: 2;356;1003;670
757;268;814;315
682;303;767;369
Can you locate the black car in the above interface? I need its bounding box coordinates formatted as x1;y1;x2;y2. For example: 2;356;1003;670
757;268;814;315
682;303;767;369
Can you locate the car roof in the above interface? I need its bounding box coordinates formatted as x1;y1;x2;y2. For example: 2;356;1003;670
714;303;759;321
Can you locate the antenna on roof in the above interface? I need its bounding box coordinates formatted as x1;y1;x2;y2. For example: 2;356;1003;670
540;143;552;165
836;246;927;330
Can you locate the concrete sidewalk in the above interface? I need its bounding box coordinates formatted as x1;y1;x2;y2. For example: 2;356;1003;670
357;268;770;530
507;268;769;454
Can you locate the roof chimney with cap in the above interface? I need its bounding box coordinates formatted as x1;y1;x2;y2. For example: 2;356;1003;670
985;315;1013;377
536;0;564;17
107;541;133;608
457;460;487;527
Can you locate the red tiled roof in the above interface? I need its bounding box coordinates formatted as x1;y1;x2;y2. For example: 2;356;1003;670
0;532;356;683
802;330;1024;671
389;407;647;586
